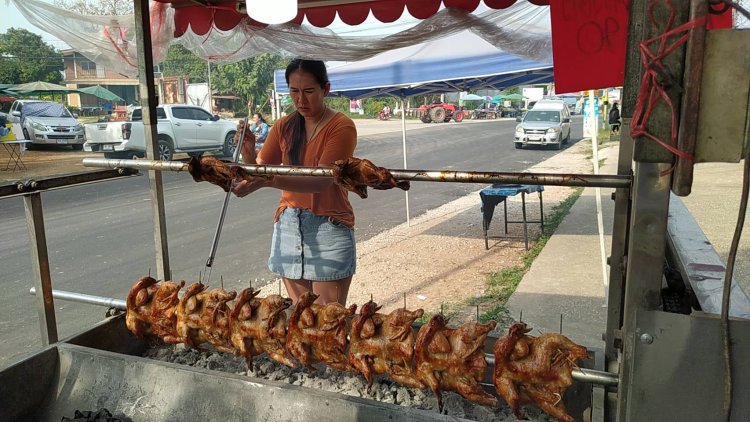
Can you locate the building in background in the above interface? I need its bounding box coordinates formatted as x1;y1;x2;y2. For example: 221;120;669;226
61;49;139;113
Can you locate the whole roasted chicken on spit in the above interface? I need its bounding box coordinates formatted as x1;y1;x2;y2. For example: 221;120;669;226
286;291;357;371
348;300;424;391
187;155;257;193
414;314;499;411
330;157;410;199
176;283;236;352
493;322;588;422
230;289;297;368
125;276;160;338
148;279;186;344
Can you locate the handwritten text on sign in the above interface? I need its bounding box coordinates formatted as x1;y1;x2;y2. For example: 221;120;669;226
550;0;630;94
550;0;732;94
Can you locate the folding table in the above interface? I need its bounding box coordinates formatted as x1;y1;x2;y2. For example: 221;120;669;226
480;184;545;250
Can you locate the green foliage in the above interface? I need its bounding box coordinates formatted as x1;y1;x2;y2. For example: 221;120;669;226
161;45;208;83
213;54;289;114
0;28;63;85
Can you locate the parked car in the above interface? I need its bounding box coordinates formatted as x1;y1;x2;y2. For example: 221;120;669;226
9;100;85;150
84;104;237;161
514;101;572;150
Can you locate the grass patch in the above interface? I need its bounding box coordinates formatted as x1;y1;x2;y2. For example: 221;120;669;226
477;187;584;322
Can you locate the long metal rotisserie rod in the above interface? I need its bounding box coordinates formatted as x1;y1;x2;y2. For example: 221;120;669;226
82;158;632;189
31;287;620;388
29;287;126;310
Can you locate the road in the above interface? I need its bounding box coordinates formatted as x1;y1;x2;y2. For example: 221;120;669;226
0;117;583;367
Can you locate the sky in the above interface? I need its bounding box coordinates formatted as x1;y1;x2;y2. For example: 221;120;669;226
1;1;71;50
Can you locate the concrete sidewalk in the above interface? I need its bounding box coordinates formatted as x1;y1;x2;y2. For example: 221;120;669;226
506;144;619;350
506;142;750;349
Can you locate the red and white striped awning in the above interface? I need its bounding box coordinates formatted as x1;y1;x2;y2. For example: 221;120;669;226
153;0;550;36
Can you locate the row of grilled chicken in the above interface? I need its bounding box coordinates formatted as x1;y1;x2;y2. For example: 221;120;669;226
126;277;587;422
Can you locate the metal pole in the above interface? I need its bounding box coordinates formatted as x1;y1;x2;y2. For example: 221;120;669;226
617;1;691;419
24;193;58;345
82;158;632;189
134;0;171;281
589;90;609;303
29;287;126;310
202;115;250;283
207;59;213;114
400;96;410;227
484;354;618;387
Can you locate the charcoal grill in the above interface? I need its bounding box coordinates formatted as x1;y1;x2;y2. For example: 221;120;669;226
0;312;605;422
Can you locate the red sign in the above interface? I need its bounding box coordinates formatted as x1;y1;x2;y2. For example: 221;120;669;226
550;0;732;94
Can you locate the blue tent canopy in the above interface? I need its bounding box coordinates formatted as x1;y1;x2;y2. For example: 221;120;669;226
274;31;553;99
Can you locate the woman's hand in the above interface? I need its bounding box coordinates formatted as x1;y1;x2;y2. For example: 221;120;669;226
231;176;273;198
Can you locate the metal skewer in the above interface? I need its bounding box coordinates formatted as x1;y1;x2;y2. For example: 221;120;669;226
82;158;632;189
201;114;250;284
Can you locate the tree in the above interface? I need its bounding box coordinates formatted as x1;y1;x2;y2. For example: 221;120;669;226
212;54;288;112
160;45;207;83
0;28;63;84
52;0;133;15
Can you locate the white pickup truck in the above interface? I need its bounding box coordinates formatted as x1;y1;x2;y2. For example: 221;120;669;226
83;104;237;160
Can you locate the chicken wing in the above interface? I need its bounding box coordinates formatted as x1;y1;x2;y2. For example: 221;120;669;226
330;157;410;199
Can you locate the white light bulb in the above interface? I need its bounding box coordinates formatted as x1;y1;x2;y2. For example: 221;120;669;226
246;0;298;25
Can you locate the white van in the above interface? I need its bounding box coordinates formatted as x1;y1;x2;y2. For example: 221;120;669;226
514;101;572;150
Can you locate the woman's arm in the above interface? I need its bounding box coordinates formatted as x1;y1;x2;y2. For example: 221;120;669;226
232;116;356;197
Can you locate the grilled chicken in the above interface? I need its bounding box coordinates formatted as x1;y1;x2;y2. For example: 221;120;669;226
187;155;255;192
125;276;159;338
349;301;425;391
493;322;588;422
287;292;357;371
415;314;498;411
253;294;297;368
229;288;264;366
175;282;208;349
199;288;237;354
149;280;185;344
330;157;410;199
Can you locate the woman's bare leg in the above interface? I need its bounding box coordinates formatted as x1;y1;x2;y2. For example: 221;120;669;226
283;278;312;304
312;276;353;305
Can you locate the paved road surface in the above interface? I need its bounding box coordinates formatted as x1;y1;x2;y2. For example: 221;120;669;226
0;117;583;367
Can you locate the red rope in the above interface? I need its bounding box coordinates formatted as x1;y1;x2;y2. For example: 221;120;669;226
102;26;136;68
630;0;706;174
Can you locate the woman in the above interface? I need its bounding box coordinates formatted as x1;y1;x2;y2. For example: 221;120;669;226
231;59;357;306
250;112;269;153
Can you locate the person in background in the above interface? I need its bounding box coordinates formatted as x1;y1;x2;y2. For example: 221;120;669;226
608;103;621;135
250;112;269;153
231;59;358;306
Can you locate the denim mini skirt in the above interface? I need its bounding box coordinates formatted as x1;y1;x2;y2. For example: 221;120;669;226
268;208;356;281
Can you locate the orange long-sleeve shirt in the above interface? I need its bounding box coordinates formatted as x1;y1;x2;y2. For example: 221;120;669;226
258;112;357;228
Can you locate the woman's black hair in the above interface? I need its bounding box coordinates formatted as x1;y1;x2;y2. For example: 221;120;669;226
253;112;267;124
283;59;329;165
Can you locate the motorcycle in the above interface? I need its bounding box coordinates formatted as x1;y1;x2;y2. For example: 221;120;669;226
377;111;392;121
